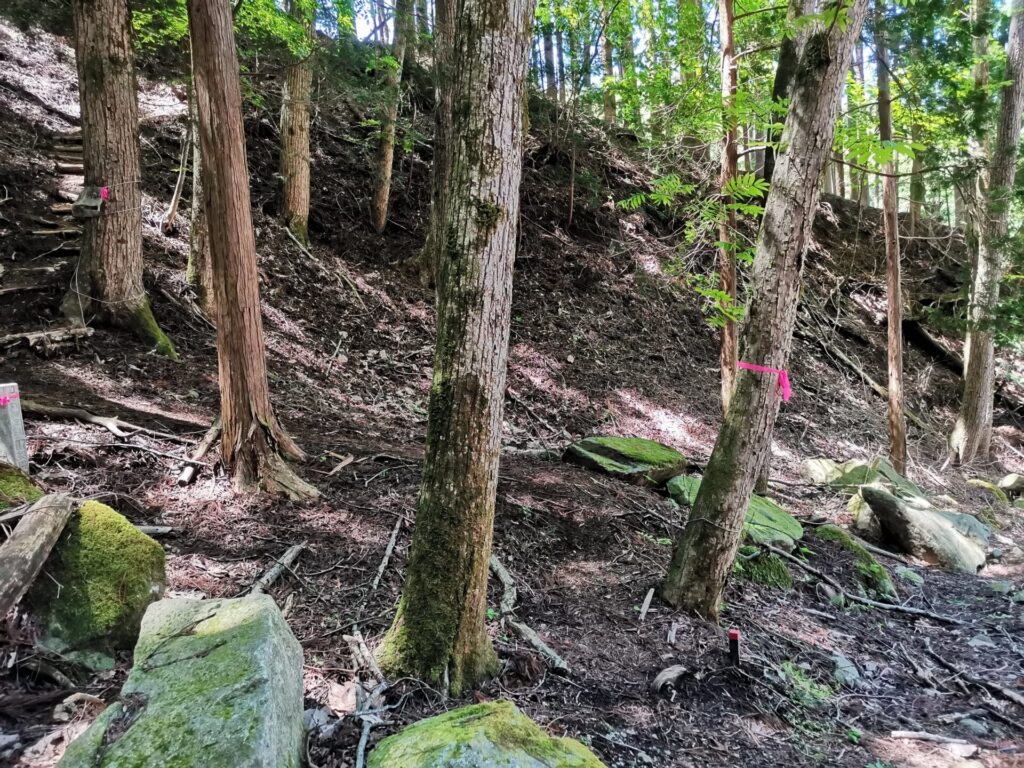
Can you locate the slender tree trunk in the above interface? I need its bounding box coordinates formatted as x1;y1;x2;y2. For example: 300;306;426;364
718;0;738;414
852;43;870;206
378;0;534;693
761;0;810;185
543;23;558;100
556;27;566;103
875;0;906;473
185;78;213;315
908;126;925;235
188;0;317;500
68;0;176;357
280;5;313;243
660;0;869;618
601;2;617;124
620;12;639;126
416;0;431;61
372;0;415;233
161;123;191;235
952;0;1024;464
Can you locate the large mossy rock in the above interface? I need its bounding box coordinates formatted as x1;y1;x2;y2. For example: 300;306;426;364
59;595;305;768
563;436;685;485
666;475;804;550
0;461;42;508
860;487;989;573
815;524;897;601
802;456;922;497
369;700;606;768
27;500;165;666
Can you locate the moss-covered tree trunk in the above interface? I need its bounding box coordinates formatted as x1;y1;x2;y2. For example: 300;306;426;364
280;3;314;244
372;0;415;233
188;0;317;500
951;0;1024;464
875;0;907;473
379;0;534;693
660;0;869;619
68;0;176;358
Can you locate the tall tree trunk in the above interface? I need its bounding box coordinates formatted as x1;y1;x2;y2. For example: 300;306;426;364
875;0;906;473
660;0;869;618
68;0;176;358
280;4;313;243
951;0;1024;464
556;27;566;103
543;23;558;100
620;12;639;126
416;0;431;61
188;0;318;500
378;0;534;693
185;78;213;315
372;0;415;232
852;43;870;206
761;0;811;185
601;2;617;125
908;124;925;235
718;0;738;414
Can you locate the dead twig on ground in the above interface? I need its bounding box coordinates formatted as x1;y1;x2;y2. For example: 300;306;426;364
250;543;306;595
764;544;965;625
490;554;572;674
924;639;1024;710
23;399;188;442
176;418;221;485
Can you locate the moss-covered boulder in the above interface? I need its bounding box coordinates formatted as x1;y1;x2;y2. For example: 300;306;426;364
667;475;804;550
734;547;792;590
369;700;606;768
58;595;304;768
28;501;165;666
815;524;897;601
804;456;923;498
563;436;685;485
0;461;42;508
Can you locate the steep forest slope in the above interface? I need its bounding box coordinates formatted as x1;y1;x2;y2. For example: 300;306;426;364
2;19;1024;768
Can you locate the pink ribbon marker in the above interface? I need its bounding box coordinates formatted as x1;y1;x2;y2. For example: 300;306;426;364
100;186;109;201
0;392;20;407
737;361;792;402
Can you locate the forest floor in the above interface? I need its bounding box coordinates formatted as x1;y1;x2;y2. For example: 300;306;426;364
3;19;1024;768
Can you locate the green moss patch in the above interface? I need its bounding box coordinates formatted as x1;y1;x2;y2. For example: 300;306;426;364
564;436;685;485
667;475;804;550
734;548;792;590
0;462;42;508
28;501;165;659
780;661;833;708
369;700;606;768
815;524;897;602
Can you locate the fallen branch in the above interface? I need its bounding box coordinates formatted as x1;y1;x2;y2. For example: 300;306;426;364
490;554;572;674
283;226;366;310
0;494;75;616
369;514;403;594
22;400;187;442
764;544;964;625
250;543;305;595
176;418;221;485
0;327;93;348
925;640;1024;709
137;525;173;537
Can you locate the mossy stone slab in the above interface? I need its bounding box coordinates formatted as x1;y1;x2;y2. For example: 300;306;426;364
59;595;305;768
369;700;606;768
0;461;42;509
28;501;165;665
563;437;685;485
815;524;898;601
666;475;804;550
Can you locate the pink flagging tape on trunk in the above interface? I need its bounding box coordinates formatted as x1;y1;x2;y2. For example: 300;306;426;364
0;392;20;407
736;361;792;402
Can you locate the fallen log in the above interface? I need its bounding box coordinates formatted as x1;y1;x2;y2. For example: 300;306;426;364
0;327;93;348
0;494;75;616
176;418;221;485
250;543;305;595
22;399;186;442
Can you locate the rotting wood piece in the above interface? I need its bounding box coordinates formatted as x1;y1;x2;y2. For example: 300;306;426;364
0;327;93;348
0;494;75;617
249;543;305;595
176;418;221;485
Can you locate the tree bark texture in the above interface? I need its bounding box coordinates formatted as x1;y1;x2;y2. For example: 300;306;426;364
69;0;176;357
875;0;906;473
543;23;558;100
660;0;870;618
952;0;1024;464
280;6;314;243
372;0;415;233
601;2;617;125
718;0;738;414
761;0;811;186
378;0;534;693
185;77;214;314
188;0;317;500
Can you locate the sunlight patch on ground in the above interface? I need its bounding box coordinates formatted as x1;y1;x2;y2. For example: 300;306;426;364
868;735;983;767
549;559;622;593
510;343;589;407
611;388;714;456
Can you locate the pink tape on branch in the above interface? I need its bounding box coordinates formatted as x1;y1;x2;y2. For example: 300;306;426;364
737;361;792;402
0;392;20;407
100;187;109;201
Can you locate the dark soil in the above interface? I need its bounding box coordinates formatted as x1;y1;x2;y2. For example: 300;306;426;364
2;20;1024;768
